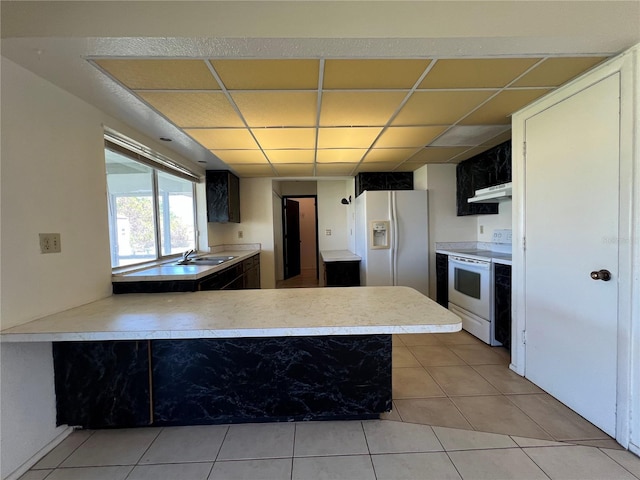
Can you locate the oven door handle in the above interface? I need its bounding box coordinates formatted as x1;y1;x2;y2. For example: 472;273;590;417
449;256;491;270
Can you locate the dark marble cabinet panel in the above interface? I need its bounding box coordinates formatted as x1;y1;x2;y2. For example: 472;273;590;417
151;335;391;425
494;263;512;349
324;261;361;287
435;253;449;308
355;172;413;197
456;141;511;216
206;171;240;223
53;341;151;428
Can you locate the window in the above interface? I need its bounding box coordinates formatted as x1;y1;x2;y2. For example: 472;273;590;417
105;133;197;268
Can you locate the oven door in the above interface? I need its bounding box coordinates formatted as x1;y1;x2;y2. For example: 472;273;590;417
448;255;491;320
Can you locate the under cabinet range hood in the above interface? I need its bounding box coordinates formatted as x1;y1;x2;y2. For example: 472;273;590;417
467;182;513;203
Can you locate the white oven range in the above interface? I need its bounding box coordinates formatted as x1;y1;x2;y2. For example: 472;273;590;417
447;254;499;346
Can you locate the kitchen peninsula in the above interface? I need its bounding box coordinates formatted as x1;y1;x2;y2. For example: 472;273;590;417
1;287;460;428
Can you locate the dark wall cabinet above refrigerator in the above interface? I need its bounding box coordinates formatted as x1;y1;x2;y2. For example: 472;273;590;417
456;141;511;216
355;172;414;197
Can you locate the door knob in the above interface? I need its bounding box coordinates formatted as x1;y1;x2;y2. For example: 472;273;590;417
590;269;612;281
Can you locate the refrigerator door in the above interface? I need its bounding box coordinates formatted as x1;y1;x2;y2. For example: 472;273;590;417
393;190;429;296
354;191;393;287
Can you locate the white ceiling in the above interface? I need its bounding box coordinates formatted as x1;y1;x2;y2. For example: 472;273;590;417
2;1;639;178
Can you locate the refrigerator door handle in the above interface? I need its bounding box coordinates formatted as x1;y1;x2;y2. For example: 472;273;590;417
391;191;399;286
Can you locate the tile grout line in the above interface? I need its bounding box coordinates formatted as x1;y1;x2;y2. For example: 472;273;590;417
598;448;640;480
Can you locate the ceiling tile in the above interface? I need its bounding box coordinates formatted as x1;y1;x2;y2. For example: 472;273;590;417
211;150;268;164
323;59;431;89
394;162;425;172
419;58;541;89
481;129;512;147
231;92;317;127
320;91;407;127
316;149;367;163
264;150;316;164
211;59;319;90
184;128;258;150
363;148;420;163
252;128;316;149
512;57;607;87
318;127;382;149
392;91;494;126
459;89;550;125
357;162;403;173
227;164;275;177
137;92;243;127
315;164;358;176
407;147;470;163
375;126;447;148
95;59;220;90
430;125;510;146
272;164;315;176
452;146;492;163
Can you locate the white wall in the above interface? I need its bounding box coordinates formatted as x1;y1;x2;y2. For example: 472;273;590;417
0;56;205;479
414;164;477;299
317;180;350;252
206;178;276;288
279;181;317;196
477;201;512;242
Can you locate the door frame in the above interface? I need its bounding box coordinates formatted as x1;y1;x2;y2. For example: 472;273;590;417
281;195;319;280
511;46;639;450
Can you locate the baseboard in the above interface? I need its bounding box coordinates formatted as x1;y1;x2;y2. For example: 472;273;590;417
5;425;74;480
628;441;639;457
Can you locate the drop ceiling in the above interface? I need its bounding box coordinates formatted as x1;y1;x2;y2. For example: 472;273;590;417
92;56;606;177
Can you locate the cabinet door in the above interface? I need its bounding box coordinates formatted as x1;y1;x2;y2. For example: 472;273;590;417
456;140;511;216
206;171;240;223
435;253;449;308
53;341;151;428
494;263;512;349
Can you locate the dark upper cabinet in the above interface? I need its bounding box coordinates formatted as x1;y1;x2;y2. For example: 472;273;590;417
456;141;511;216
355;172;413;197
206;170;240;223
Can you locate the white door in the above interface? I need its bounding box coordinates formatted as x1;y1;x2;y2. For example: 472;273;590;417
524;74;620;435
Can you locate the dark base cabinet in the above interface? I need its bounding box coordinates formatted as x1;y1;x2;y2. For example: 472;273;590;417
152;335;391;425
53;341;151;428
324;261;361;287
494;263;512;349
53;335;391;428
435;253;448;308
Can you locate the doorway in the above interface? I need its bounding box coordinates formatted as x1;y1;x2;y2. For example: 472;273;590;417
279;195;319;288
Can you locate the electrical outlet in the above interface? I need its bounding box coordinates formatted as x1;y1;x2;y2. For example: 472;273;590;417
39;233;61;253
480;225;484;234
238;230;244;239
325;229;332;236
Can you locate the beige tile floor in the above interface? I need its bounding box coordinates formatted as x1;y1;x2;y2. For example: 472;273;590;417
19;332;640;480
275;269;319;289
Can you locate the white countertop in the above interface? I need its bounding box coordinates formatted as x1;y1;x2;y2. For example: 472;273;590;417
436;248;512;266
112;249;260;282
0;286;461;342
320;250;362;262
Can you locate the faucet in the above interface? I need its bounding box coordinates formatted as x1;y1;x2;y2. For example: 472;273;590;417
178;249;197;264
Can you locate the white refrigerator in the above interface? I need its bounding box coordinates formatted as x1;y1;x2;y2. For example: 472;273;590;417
354;190;429;296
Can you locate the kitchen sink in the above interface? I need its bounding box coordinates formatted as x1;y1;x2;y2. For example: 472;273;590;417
177;255;237;266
